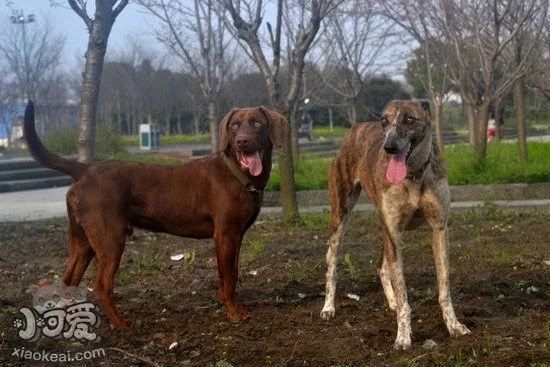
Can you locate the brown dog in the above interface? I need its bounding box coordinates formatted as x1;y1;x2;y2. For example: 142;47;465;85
320;100;470;349
23;102;287;328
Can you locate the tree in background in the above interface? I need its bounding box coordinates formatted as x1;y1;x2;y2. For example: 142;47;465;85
403;41;451;151
0;13;65;102
320;0;394;126
62;0;129;163
136;0;233;152
383;0;451;152
222;0;341;224
435;0;548;164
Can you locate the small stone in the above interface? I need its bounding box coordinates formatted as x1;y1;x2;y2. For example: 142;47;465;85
190;349;201;358
422;339;437;350
526;286;539;294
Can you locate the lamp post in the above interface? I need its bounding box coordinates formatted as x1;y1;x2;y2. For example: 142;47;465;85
10;10;35;100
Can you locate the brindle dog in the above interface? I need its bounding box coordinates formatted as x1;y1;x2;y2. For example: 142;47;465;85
320;100;470;349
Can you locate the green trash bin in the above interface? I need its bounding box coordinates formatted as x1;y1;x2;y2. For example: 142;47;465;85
139;124;160;150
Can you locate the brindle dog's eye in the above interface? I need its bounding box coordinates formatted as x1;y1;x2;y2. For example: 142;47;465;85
254;121;261;127
407;116;415;124
381;117;389;127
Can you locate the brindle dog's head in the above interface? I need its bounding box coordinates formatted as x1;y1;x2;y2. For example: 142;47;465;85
218;107;287;176
380;100;431;158
380;100;432;184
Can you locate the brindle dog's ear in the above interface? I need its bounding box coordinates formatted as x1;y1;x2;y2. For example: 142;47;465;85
259;106;288;148
218;108;238;152
419;100;431;116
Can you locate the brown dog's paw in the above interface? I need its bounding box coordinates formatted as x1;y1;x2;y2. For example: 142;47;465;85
227;307;251;323
111;318;132;329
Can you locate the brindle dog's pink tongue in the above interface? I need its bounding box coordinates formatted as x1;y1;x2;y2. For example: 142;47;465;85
386;152;407;184
246;152;262;176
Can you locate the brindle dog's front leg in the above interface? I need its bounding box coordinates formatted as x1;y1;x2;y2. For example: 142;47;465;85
381;223;412;350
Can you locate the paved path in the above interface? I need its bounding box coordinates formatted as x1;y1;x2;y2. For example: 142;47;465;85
1;186;549;222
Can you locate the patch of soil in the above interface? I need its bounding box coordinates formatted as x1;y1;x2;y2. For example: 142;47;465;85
0;210;549;366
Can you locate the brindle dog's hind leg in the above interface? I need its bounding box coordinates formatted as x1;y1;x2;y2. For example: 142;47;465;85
321;159;361;321
422;184;471;337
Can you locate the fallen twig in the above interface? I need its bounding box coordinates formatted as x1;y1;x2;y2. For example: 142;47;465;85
106;347;161;367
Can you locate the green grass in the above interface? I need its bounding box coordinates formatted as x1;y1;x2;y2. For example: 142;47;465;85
241;239;267;265
444;142;550;184
119;127;347;147
312;126;349;137
120;133;212;147
268;142;550;190
267;157;331;191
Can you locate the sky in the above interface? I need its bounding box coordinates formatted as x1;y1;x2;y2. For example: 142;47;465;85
1;0;162;70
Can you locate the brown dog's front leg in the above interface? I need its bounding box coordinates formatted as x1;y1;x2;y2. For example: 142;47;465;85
214;230;250;321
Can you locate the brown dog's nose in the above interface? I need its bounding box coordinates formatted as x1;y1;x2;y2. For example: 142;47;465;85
237;137;250;150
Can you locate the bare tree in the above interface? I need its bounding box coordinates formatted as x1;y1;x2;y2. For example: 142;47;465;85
136;0;232;152
0;14;65;101
222;0;341;223
507;2;550;161
435;0;548;163
321;0;394;126
56;0;129;163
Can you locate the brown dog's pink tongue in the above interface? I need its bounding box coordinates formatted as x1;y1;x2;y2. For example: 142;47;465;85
244;152;262;176
386;152;407;184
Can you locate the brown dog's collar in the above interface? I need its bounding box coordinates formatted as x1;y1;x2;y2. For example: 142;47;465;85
220;153;264;199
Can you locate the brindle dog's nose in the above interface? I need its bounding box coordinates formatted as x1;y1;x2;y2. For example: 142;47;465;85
383;140;398;154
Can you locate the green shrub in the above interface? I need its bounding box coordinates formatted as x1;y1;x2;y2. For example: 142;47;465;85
41;125;123;159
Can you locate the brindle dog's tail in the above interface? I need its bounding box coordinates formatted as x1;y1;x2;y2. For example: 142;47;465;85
23;101;88;180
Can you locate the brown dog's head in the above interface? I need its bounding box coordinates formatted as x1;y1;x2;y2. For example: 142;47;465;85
218;107;287;176
379;100;431;184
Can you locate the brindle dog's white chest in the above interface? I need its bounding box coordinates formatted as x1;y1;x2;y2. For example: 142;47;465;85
380;180;423;229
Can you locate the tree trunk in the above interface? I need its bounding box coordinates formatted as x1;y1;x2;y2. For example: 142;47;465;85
193;111;200;138
349;101;357;126
279;109;299;224
466;103;476;145
290;102;300;165
77;10;113;163
514;77;528;161
494;96;503;141
433;96;444;152
328;106;334;131
473;102;490;164
208;100;218;152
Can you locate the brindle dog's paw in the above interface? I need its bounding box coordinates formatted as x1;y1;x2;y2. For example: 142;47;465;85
320;306;335;321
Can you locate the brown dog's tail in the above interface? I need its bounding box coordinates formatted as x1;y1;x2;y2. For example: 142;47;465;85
24;101;88;180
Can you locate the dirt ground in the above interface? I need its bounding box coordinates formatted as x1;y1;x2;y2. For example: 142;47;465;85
0;207;549;366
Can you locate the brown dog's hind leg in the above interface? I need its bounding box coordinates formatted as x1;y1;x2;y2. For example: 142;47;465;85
81;213;129;328
321;159;361;321
214;227;249;321
62;204;95;286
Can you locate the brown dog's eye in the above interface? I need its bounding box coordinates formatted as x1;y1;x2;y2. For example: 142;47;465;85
407;116;415;123
254;121;261;127
381;117;389;127
231;122;239;129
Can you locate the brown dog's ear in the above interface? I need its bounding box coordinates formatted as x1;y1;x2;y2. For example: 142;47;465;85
218;108;238;152
259;106;288;148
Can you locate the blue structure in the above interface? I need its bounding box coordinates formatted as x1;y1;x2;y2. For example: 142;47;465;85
0;102;25;140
